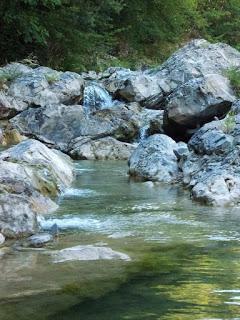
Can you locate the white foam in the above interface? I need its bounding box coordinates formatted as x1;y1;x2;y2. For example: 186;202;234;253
62;188;97;197
40;216;100;231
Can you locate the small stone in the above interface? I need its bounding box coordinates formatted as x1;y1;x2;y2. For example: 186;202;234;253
27;233;53;248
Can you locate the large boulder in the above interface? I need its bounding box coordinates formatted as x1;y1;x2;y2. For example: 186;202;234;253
151;39;240;91
128;134;182;183
8;66;84;108
102;39;240;111
163;74;235;139
0;139;74;194
102;69;164;109
0;139;74;238
182;114;240;206
0;64;85;120
11;104;140;152
69;136;136;160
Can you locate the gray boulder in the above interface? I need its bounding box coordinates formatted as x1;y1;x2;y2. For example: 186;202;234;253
164;74;235;134
11;104;140;152
128;134;181;183
182;149;240;206
69;136;136;160
188;119;235;155
0;139;74;238
1;65;84;115
181;116;240;205
0;92;27;119
138;109;164;140
0;194;50;238
151;39;240;92
102;39;240;110
0;139;74;194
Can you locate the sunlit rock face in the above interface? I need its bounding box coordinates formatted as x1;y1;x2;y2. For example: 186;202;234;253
128;134;184;183
0;139;74;238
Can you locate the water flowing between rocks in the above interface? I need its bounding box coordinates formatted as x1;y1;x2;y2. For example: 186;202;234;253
1;161;240;320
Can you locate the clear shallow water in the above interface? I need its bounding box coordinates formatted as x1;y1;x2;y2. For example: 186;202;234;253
1;161;240;319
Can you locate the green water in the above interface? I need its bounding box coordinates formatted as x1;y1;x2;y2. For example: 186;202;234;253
1;161;240;320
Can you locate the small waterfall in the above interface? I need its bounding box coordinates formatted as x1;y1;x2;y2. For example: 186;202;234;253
83;83;113;114
139;125;149;141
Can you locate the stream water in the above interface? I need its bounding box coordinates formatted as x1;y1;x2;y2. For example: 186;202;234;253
1;161;240;320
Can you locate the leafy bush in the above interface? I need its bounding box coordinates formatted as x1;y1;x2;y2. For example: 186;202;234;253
45;72;60;84
0;68;23;89
226;68;240;97
222;110;236;133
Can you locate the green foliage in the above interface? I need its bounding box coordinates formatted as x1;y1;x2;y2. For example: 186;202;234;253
0;0;240;71
45;72;60;84
222;110;236;133
226;68;240;97
0;68;23;89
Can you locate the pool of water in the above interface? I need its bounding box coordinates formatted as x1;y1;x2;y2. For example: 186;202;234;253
1;161;240;320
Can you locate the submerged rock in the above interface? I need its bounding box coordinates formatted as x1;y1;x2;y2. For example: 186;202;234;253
128;134;181;183
51;245;131;263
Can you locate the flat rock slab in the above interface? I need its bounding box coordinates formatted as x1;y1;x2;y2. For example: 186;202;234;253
51;245;131;263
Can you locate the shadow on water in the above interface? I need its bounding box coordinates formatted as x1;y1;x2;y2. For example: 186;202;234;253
50;242;240;320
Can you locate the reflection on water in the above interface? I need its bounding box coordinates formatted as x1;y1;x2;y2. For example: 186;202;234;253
1;161;240;320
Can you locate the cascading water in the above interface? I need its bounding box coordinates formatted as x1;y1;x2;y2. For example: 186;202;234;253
139;125;149;141
83;83;114;114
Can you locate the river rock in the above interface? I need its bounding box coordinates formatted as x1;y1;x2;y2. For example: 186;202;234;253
69;136;136;160
27;233;53;248
0;92;27;119
5;66;84;112
188;119;235;155
0;139;74;193
163;74;235;138
0;139;74;238
11;104;140;152
181;115;240;205
128;134;181;182
51;245;131;263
